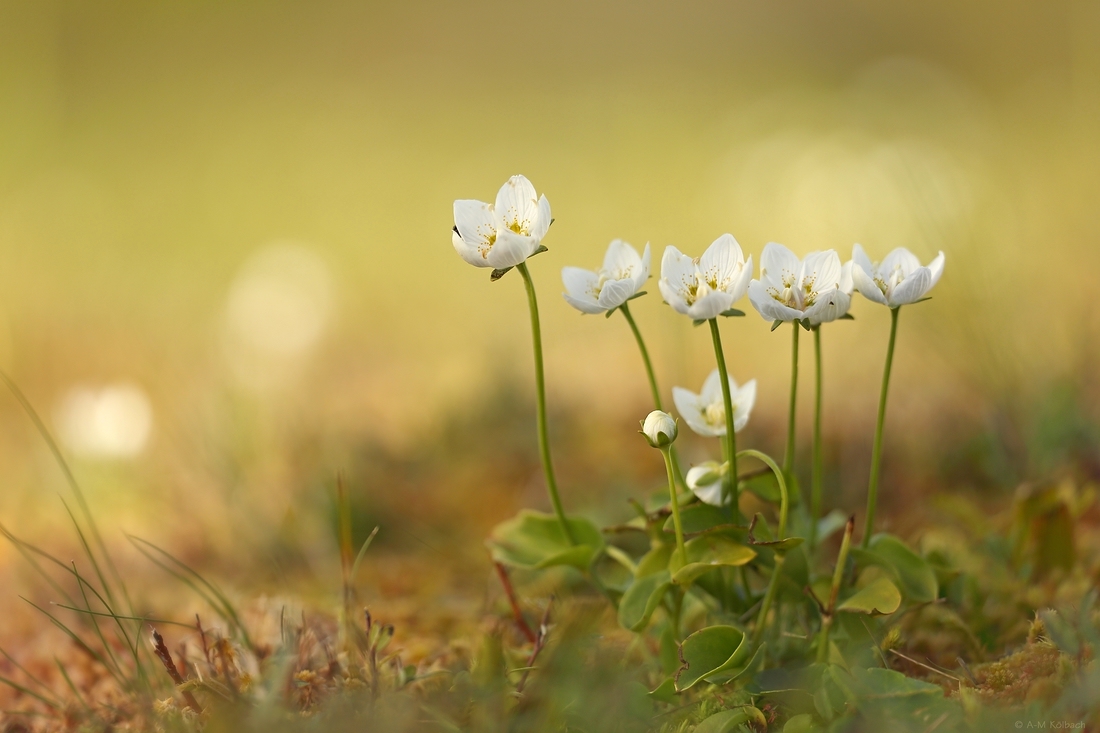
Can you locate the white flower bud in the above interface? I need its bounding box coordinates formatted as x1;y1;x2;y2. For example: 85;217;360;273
686;461;729;506
641;410;678;448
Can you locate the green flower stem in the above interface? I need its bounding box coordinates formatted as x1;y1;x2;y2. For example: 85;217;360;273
783;322;800;482
707;319;739;515
862;307;900;550
810;326;823;550
817;515;855;663
516;262;575;546
621;302;687;492
661;447;688;565
741;449;787;646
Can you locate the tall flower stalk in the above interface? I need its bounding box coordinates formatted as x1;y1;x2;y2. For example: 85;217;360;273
810;326;824;549
620;302;688;490
518;262;575;545
850;244;944;547
783;322;800;484
709;320;740;512
861;306;899;549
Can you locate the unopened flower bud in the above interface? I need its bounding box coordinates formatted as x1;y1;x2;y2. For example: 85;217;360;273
641;410;678;448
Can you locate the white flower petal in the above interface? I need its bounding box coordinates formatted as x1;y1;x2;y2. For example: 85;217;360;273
759;242;800;288
529;194;552;242
732;379;756;432
562;267;599;300
748;280;803;322
602;239;641;279
927;251;945;289
700;368;726;406
453;199;496;262
563;293;605;314
838;260;854;295
494;175;540;237
659;278;692;316
673;387;719;437
687;464;728;506
487;229;536;269
851;263;889;306
726;254;753;304
687;290;733;321
801;250;843;293
698;234;745;292
637;242;652;288
881;247;922;279
888;266;932;306
597;278;636;310
806;288;851;325
851;244;875;279
453;230;490;268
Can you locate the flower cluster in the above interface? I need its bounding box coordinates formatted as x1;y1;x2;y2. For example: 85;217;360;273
451;175;945;509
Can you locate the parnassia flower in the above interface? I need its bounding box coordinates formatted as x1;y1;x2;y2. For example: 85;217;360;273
850;244;944;308
658;234;752;321
641;410;678;448
672;369;756;438
452;175;552;269
561;240;651;314
748;243;849;325
686;461;730;507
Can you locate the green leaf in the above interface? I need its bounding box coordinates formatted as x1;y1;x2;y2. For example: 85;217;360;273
618;571;671;632
675;625;752;691
816;510;849;543
647;677;677;703
783;713;821;733
852;534;938;603
663;503;735;536
770;319;784;332
670;536;756;586
694;706;767;733
836;577;902;616
1038;609;1080;655
740;470;780;502
719;308;746;318
488;510;604;571
635;544;674;578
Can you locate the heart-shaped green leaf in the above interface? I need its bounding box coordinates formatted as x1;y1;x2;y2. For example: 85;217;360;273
635;544;674;578
618;571;671;632
836;577;902;616
853;534;938;603
647;677;677;703
488;510;604;571
670;536;756;586
663;503;735;536
694;706;766;733
675;625;752;691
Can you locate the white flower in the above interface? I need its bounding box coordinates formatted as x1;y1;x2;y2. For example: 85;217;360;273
657;234;753;321
850;244;945;308
452;175;552;269
561;240;651;314
748;243;849;325
672;369;756;438
641;410;678;448
686;461;729;507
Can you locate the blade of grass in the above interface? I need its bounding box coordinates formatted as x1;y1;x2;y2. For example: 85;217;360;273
0;368;129;611
59;498;119;628
349;526;381;585
70;562;126;687
0;523;79;608
20;597;126;689
52;605;194;629
127;535;253;650
0;646;60;704
54;657;92;713
0;674;62;710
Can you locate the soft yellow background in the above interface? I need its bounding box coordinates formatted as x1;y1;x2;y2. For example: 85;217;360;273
0;1;1097;588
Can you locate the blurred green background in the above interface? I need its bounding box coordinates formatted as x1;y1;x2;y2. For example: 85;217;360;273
0;0;1098;605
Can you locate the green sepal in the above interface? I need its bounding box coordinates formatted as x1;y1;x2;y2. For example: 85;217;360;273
490;266;513;281
488;510;605;571
719;308;745;318
770;319;784;332
618;571;671;632
798;318;812;331
693;319;706;327
627;290;647;301
838;313;855;320
836;576;902;615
